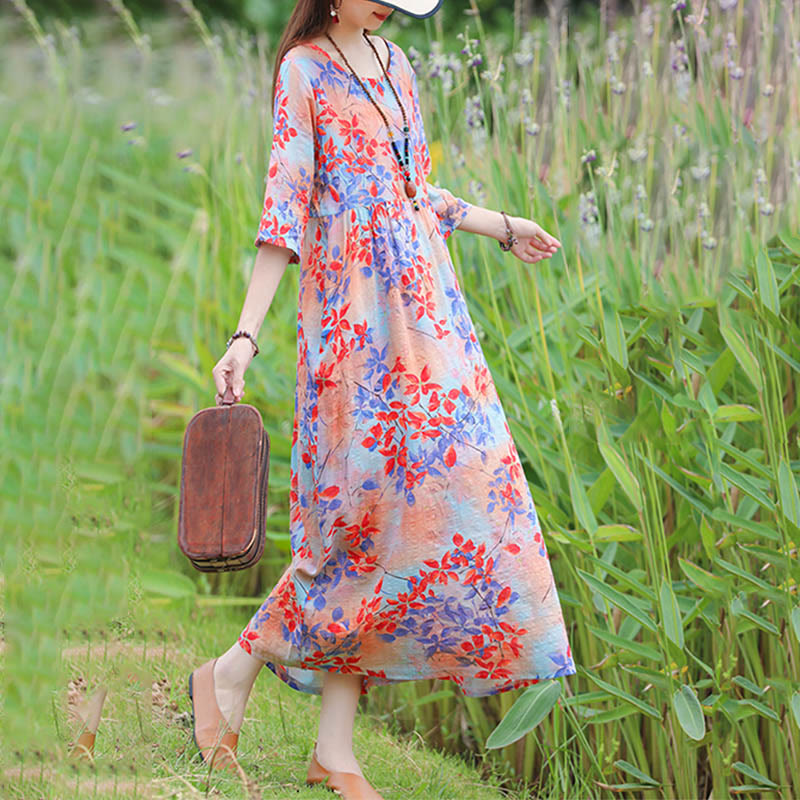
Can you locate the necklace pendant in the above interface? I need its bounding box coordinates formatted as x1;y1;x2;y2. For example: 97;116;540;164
404;179;416;198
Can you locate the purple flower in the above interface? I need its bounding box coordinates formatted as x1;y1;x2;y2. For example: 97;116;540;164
177;149;193;159
120;121;137;131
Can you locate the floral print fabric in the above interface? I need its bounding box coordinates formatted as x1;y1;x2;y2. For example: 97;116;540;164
238;37;576;696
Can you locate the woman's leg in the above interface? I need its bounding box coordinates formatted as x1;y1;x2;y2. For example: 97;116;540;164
212;641;263;733
314;671;365;778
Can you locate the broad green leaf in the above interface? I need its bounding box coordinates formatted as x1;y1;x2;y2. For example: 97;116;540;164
594;524;642;542
678;557;730;597
754;248;780;317
568;468;598;535
779;229;800;256
603;308;629;370
729;593;781;635
717;308;763;392
636;449;713;516
712;404;761;424
731;761;779;788
586;625;661;661
717;439;772;480
791;692;800;730
792;605;800;645
672;684;705;740
738;543;792;572
582;555;656;601
719;463;775;511
577;569;656;632
697;381;717;417
613;760;660;787
583;706;641;725
715;557;781;596
731;676;766;696
736;698;780;722
485;680;562;749
659;577;684;650
660;402;677;439
590;783;657;792
584;670;661;719
699;515;716;562
754;327;800;373
711;507;781;541
777;457;800;527
597;437;642;512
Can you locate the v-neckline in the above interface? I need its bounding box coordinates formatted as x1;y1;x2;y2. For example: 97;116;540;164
303;38;393;84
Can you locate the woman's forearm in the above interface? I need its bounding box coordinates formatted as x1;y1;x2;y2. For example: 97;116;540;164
234;244;291;339
453;205;510;241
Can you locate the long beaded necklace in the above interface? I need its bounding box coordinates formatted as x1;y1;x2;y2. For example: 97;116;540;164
325;30;421;212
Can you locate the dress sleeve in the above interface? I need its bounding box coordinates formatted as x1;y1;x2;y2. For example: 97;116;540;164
254;54;316;264
408;57;471;241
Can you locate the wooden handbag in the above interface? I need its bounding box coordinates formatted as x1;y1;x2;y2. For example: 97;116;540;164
178;385;270;572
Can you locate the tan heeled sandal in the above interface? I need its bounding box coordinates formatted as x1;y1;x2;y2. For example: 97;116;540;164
69;729;97;762
188;657;240;772
69;685;108;762
306;741;385;800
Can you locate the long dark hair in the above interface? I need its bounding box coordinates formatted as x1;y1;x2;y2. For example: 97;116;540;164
271;0;332;109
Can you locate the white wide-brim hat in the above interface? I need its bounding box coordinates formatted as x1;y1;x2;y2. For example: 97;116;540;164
374;0;443;19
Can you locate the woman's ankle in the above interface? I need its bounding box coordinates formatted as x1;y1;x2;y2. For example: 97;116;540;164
215;643;262;689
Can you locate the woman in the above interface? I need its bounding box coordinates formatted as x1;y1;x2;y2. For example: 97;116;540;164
188;1;574;797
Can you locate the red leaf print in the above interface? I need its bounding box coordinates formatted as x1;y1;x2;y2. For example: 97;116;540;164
421;363;431;382
497;586;511;606
444;445;456;468
321;485;339;498
506;543;521;555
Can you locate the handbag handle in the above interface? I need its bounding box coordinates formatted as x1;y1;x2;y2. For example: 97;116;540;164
221;385;236;405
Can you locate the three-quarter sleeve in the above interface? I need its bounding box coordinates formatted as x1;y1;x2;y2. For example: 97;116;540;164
254;54;316;264
408;58;471;241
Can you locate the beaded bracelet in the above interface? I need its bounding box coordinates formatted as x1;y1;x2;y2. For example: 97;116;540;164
498;210;519;252
226;330;259;356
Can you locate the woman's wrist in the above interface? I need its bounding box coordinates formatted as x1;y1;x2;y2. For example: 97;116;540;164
494;210;507;242
494;210;520;242
228;334;258;359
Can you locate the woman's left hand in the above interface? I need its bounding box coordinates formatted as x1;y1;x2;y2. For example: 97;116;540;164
504;216;562;264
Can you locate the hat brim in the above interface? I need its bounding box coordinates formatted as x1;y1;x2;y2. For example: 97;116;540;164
373;0;444;19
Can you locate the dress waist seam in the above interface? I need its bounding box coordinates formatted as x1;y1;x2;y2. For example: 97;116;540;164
310;196;428;219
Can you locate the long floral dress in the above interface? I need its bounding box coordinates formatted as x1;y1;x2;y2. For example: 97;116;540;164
237;36;576;697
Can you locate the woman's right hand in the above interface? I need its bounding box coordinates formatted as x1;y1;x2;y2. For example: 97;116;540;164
212;338;256;405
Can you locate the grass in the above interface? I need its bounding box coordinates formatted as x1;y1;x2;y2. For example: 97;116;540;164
2;610;520;799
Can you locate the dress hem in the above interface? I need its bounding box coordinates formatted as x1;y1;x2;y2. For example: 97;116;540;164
239;635;576;698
